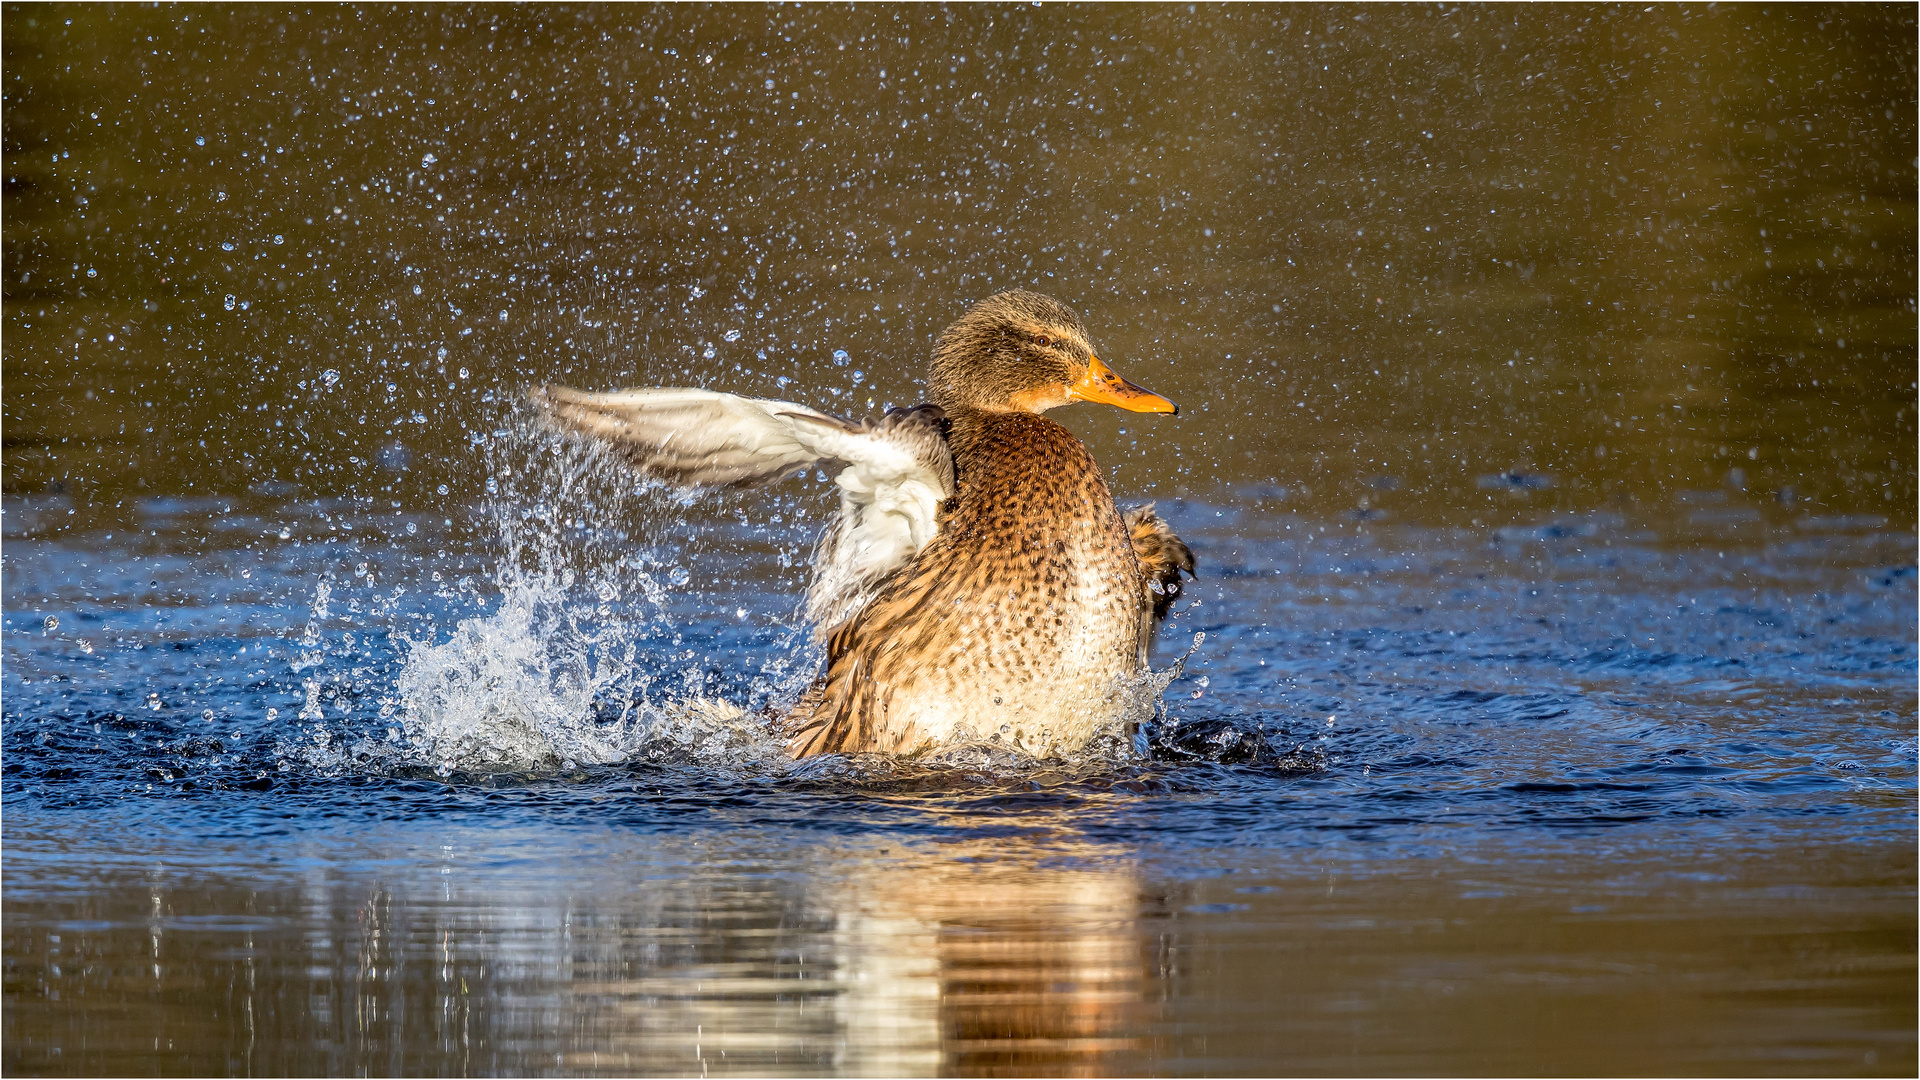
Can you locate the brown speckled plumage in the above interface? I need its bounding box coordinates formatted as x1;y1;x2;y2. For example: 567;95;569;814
784;291;1194;759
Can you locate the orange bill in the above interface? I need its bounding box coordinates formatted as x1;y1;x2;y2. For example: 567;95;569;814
1068;355;1179;415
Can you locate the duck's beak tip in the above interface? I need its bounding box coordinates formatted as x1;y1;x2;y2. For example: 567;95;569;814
1073;356;1180;416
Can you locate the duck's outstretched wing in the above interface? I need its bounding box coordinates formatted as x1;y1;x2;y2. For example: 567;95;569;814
529;386;953;628
532;385;868;488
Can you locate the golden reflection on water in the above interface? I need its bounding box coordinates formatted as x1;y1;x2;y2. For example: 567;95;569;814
831;831;1148;1077
3;828;1156;1077
4;820;1913;1076
548;824;1154;1077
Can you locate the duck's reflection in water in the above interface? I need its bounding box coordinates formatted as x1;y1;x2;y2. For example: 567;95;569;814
827;832;1148;1076
4;823;1151;1076
513;824;1148;1076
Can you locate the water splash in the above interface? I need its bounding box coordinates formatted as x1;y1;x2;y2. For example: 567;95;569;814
376;422;803;774
393;570;641;772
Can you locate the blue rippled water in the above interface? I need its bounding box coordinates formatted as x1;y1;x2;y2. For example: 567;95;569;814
4;454;1914;1075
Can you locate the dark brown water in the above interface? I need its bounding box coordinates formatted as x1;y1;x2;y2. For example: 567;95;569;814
4;5;1915;1076
5;4;1914;527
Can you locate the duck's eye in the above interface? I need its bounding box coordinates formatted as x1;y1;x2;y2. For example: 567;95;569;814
1033;334;1051;347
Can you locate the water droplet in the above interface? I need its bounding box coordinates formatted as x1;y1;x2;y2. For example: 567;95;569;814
832;349;851;367
277;527;291;539
194;136;205;146
223;293;237;310
458;367;469;380
320;369;340;388
266;708;278;721
355;562;369;577
723;329;741;342
76;639;93;654
42;615;57;633
669;566;691;587
406;522;418;535
202;709;215;722
147;693;163;710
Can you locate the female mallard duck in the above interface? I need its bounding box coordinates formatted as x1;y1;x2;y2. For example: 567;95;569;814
532;289;1194;759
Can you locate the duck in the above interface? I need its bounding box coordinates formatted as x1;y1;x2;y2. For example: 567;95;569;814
530;289;1194;760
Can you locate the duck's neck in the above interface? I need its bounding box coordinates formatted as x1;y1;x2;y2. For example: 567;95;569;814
943;406;1112;519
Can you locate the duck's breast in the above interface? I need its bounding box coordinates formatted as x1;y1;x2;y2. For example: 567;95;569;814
885;413;1145;753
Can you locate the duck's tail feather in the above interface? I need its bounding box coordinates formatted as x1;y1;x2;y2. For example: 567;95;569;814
1124;502;1195;631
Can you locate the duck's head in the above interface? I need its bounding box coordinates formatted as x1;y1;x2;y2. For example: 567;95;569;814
928;289;1178;417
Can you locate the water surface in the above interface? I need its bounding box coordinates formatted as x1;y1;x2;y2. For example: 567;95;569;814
3;5;1915;1076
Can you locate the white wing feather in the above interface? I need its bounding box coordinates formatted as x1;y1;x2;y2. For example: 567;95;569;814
530;385;951;633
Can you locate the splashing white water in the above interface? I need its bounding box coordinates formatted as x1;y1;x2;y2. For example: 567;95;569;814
394;571;636;772
379;425;801;774
392;569;789;773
